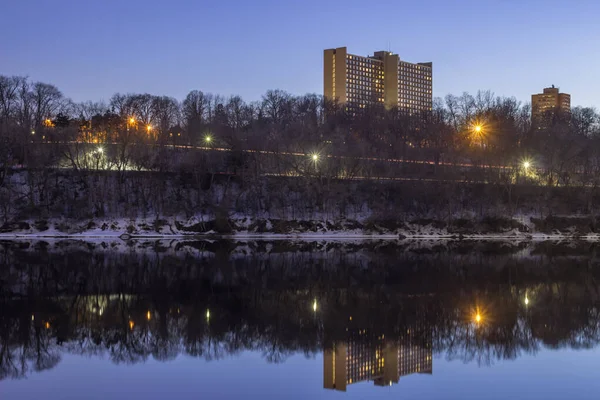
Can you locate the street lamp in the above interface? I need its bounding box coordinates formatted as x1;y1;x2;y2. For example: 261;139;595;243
126;117;136;133
523;161;531;170
312;154;319;162
473;305;484;326
146;125;152;134
204;135;212;144
471;123;486;147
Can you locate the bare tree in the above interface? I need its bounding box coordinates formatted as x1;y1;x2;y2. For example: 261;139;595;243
152;96;180;139
182;90;210;144
31;82;63;127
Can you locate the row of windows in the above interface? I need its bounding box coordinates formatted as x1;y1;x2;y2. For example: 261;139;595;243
400;94;431;98
348;91;385;96
348;84;384;90
400;86;431;91
400;66;431;72
348;77;383;83
347;54;382;64
348;71;384;79
348;67;383;74
401;77;433;83
348;96;384;102
399;64;432;73
347;96;383;100
346;62;376;69
400;79;432;85
400;99;431;104
400;103;432;108
348;79;378;85
347;88;384;94
400;76;431;81
400;71;432;78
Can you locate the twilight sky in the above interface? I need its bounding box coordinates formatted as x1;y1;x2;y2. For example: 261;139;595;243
1;0;598;107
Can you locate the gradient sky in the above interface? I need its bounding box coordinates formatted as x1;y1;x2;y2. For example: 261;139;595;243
1;0;599;107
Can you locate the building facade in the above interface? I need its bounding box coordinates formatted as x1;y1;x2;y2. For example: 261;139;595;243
323;47;432;115
531;85;571;123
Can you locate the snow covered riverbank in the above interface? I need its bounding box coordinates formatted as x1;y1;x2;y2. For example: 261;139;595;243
2;214;600;241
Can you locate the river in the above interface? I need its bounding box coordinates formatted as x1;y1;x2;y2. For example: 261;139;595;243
1;239;599;399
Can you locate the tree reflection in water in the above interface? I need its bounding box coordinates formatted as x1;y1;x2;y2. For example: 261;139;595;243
2;239;600;382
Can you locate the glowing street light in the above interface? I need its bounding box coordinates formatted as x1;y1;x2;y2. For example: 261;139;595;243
473;306;484;325
204;135;212;144
525;296;530;306
147;311;151;321
97;147;104;154
470;123;486;147
312;299;318;312
129;117;135;124
146;125;152;133
206;309;211;320
312;154;319;162
523;161;531;170
129;320;135;330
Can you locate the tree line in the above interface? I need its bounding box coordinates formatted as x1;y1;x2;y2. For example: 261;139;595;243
3;75;600;224
2;74;600;182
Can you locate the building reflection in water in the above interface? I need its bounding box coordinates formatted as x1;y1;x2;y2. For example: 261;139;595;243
5;239;600;386
324;325;432;391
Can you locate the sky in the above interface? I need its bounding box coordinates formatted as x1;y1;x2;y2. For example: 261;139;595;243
5;349;600;400
1;0;599;107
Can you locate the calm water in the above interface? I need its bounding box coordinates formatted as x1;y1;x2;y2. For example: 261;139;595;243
2;239;600;399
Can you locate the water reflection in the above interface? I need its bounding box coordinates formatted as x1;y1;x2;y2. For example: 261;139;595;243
2;239;600;393
323;326;432;391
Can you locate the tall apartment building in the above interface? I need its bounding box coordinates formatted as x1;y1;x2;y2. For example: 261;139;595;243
323;47;432;115
531;85;571;123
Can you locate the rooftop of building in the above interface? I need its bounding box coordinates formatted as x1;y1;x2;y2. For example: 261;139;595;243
325;47;431;68
536;85;569;95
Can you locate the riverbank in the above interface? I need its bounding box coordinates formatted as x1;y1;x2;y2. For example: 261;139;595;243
2;214;600;240
4;172;600;241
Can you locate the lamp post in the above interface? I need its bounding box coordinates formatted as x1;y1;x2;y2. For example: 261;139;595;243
472;124;484;148
127;117;135;133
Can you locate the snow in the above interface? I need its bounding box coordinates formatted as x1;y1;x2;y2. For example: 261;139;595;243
2;214;600;241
